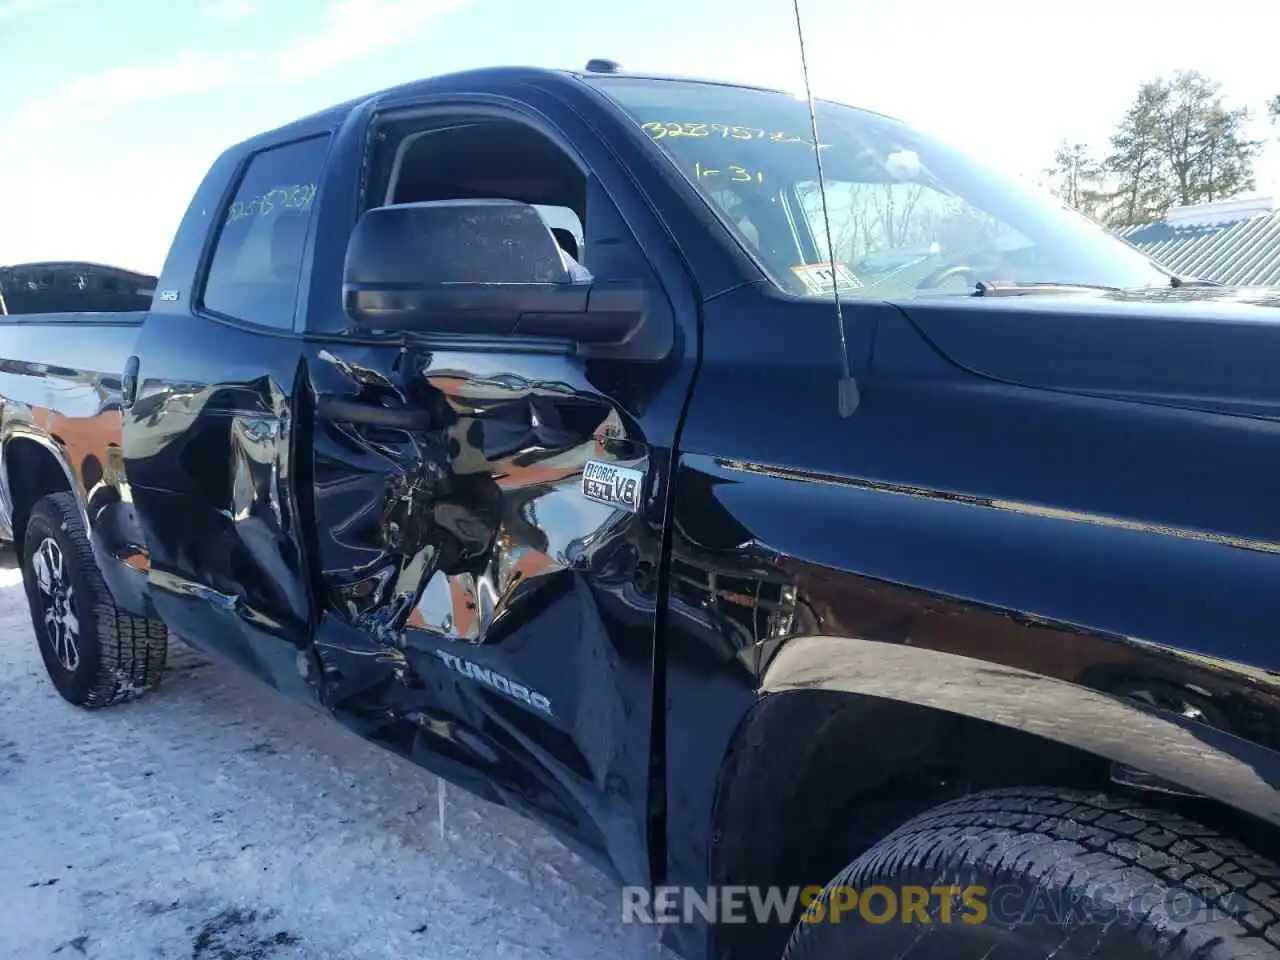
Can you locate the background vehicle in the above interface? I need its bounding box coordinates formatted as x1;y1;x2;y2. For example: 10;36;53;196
5;64;1280;960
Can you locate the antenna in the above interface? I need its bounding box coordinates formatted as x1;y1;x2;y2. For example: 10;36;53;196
790;0;859;417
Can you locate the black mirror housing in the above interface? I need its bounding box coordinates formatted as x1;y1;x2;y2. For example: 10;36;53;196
344;199;570;291
341;199;665;357
343;199;591;336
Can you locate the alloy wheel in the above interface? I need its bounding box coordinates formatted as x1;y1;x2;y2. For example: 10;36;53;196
32;535;79;671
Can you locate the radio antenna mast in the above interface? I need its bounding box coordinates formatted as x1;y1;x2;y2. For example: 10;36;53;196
790;0;859;417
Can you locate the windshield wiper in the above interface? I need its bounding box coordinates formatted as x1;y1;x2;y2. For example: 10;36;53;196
1168;274;1224;288
971;280;1121;297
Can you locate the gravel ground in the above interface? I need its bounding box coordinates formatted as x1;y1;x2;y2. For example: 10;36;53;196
0;545;673;960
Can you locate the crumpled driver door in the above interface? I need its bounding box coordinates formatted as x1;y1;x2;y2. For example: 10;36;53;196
303;337;657;884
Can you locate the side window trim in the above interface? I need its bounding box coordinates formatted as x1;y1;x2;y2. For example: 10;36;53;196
197;132;333;335
363;105;594;282
360;102;591;227
345;99;678;359
365;100;590;186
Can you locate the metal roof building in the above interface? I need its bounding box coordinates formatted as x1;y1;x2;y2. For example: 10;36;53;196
1118;196;1280;286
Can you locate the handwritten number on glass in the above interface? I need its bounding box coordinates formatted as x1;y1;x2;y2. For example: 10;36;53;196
641;121;817;146
225;183;318;225
694;162;764;184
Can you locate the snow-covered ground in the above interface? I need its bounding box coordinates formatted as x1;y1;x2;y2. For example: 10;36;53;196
0;545;675;960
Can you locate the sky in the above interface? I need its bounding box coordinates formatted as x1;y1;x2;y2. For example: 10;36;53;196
1;0;1278;274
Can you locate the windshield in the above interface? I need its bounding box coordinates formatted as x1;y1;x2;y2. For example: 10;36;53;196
590;76;1170;300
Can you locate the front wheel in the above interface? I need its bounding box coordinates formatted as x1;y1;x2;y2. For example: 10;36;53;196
22;491;168;708
784;787;1280;959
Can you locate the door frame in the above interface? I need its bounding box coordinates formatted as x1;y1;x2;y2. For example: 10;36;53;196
294;85;708;889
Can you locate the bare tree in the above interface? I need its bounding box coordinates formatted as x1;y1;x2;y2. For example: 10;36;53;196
870;183;928;248
1156;70;1260;205
1096;72;1261;227
1104;80;1175;226
828;187;881;263
803;182;934;265
797;182;867;262
1045;140;1106;218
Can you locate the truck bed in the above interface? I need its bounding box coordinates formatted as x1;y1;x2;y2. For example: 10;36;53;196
0;261;156;316
0;303;146;547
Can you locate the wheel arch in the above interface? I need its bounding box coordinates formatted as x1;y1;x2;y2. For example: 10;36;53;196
1;430;82;551
1;429;154;619
706;636;1280;959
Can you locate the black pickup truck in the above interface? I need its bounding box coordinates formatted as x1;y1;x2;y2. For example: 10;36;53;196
6;63;1280;960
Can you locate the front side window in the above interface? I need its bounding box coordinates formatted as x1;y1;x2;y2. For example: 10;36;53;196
202;135;329;328
591;77;1170;300
373;118;590;281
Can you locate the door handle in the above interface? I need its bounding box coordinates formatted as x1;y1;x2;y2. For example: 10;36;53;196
121;355;139;410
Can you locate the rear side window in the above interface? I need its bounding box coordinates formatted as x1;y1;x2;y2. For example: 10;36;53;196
202;135;329;329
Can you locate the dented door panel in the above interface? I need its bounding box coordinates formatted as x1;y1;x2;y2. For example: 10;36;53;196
283;74;709;890
307;338;664;882
123;317;318;703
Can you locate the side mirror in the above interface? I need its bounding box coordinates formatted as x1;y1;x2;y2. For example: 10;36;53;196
342;199;646;345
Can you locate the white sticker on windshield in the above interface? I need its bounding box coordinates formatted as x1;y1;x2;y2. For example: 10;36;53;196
791;262;864;296
884;149;923;180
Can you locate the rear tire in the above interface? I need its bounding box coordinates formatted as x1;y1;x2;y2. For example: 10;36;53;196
21;491;168;707
784;786;1280;959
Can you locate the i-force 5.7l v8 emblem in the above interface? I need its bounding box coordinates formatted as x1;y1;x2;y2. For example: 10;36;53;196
582;460;644;513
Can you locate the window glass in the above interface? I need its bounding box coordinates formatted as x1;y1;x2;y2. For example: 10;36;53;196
591;77;1170;300
202;135;328;328
377;117;591;282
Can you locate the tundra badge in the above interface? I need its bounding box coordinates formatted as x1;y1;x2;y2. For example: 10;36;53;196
434;650;553;715
582;460;644;513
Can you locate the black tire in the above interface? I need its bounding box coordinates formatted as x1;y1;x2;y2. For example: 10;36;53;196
21;491;168;707
784;787;1280;960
